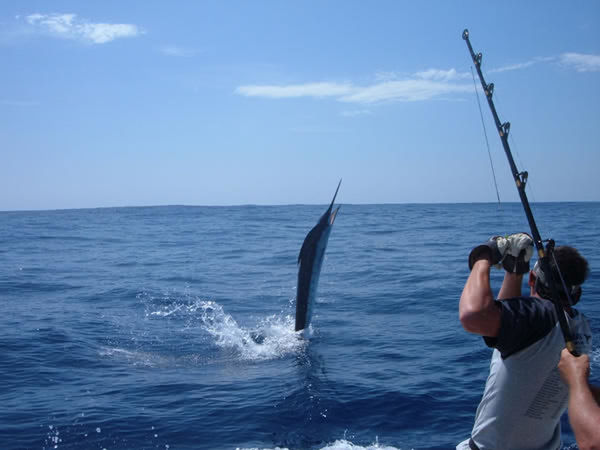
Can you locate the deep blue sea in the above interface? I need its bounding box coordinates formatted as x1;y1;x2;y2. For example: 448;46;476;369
1;202;599;450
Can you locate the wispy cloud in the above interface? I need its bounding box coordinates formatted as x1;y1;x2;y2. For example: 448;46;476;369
487;54;600;74
236;82;354;99
236;51;600;106
23;13;143;44
159;45;197;57
488;56;555;74
560;53;600;72
340;79;470;103
235;70;470;104
414;68;470;81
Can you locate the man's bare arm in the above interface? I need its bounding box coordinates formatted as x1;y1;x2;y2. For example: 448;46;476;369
498;272;523;300
459;259;501;337
558;349;600;450
567;381;600;450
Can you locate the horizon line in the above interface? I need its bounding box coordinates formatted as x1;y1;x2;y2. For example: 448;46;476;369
2;200;598;214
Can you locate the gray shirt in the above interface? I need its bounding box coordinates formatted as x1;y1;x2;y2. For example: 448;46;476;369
469;297;592;450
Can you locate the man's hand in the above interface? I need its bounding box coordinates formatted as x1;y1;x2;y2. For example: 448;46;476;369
468;233;533;272
468;236;507;270
502;232;534;274
558;348;600;449
558;347;590;389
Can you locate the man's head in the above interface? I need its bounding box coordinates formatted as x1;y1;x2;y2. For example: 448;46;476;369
529;246;589;305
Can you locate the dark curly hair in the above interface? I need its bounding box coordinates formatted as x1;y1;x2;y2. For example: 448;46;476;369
534;246;589;305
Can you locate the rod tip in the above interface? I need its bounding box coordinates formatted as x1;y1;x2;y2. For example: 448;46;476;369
462;29;469;40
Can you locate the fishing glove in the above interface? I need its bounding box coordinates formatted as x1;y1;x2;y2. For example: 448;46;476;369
468;236;508;270
501;232;534;274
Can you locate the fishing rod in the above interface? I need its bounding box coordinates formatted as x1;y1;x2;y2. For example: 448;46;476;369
462;29;578;355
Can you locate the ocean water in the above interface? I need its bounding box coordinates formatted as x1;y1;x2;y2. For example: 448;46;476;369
1;202;599;450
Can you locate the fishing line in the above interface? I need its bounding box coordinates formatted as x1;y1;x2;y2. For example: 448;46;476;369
493;90;527;176
508;132;540;215
471;66;501;206
494;90;540;210
551;250;574;308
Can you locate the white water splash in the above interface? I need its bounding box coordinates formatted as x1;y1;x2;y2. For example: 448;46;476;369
237;440;406;450
236;447;289;450
199;300;306;360
45;424;62;448
149;303;184;317
320;439;406;450
139;291;306;361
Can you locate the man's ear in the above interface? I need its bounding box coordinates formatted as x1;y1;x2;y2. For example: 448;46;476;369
528;271;536;288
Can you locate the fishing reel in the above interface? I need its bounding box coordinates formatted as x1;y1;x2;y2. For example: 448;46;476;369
543;238;555;255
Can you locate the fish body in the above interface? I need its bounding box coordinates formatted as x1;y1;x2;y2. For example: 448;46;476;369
295;181;341;332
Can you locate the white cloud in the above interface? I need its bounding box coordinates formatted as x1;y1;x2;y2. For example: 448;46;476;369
24;13;143;44
159;45;197;57
485;54;600;74
340;79;470;103
560;53;600;72
488;56;555;74
235;50;598;106
415;68;470;81
235;73;470;104
489;61;536;73
235;82;354;99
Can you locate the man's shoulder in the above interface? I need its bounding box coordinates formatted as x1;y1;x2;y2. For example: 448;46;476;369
486;296;558;358
497;295;556;318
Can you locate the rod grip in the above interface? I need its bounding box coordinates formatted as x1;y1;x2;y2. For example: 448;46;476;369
565;340;580;357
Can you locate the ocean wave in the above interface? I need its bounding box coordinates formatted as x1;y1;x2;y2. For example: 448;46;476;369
3;204;598;449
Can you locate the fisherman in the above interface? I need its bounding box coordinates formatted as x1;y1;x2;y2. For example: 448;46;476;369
558;348;600;449
457;233;592;450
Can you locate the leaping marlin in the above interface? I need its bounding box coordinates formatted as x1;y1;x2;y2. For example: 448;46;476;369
295;180;341;332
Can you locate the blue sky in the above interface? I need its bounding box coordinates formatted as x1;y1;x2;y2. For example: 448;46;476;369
1;1;599;210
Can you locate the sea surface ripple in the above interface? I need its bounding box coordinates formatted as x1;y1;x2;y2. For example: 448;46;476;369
1;203;599;449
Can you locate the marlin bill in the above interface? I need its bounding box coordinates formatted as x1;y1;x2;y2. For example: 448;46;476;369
295;180;341;332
